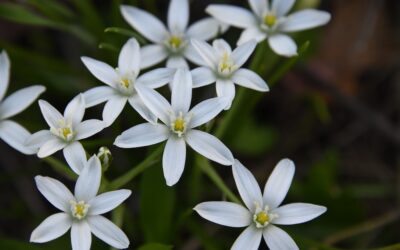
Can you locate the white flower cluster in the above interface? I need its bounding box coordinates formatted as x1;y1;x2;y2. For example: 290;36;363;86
0;0;331;249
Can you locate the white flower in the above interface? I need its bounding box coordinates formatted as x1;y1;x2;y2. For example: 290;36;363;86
120;0;227;69
206;0;331;57
194;159;327;250
30;155;131;250
26;94;105;174
191;39;269;109
114;69;234;186
81;38;175;126
0;50;46;154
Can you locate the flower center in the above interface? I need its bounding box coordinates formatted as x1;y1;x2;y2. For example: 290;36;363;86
218;53;237;76
264;14;277;27
253;203;278;228
51;120;75;141
255;211;269;226
169;36;182;49
120;78;130;88
70;201;90;220
170;112;188;137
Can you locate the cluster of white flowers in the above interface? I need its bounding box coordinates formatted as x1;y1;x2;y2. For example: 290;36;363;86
0;0;331;249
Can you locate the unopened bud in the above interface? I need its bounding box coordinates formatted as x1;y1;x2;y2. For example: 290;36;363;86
97;147;112;171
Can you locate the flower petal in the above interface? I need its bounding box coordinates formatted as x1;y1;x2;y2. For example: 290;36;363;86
268;34;298;57
171;68;192;114
71;221;92;250
272;0;295;17
102;96;127;127
280;9;331;32
83;86;115;108
232;160;263;211
118;38;140;77
64;94;85;127
34;175;75;212
237;28;267;45
63;142;87;174
231;40;257;68
38;138;66;158
191;67;216;88
206;5;257;29
114;123;169;148
186;129;233;165
263;225;299;250
87;215;130;249
38;100;64;129
188;97;228;128
26;130;53;150
213;39;232;55
232;68;269;92
136;68;175;89
187;17;222;41
184;44;208;67
88;190;131;215
168;0;189;33
120;5;168;43
272;203;327;225
81;57;119;88
0;50;10;101
190;39;218;68
75;155;101;201
166;56;189;69
0;120;36;154
135;83;172;124
128;95;157;124
216;79;235;110
263;158;295;209
0;85;45;120
140;45;168;69
194;201;251;227
249;0;268;17
75;119;105;140
231;225;263;250
30;213;71;243
163;136;186;186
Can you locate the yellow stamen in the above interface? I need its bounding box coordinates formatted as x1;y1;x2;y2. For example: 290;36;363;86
120;78;130;88
173;118;185;133
255;211;269;225
71;201;89;220
169;36;182;49
62;127;72;139
264;14;277;27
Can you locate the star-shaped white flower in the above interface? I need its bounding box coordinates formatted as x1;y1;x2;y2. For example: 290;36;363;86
0;50;45;154
206;0;331;57
26;94;105;174
114;69;234;186
191;39;269;109
120;0;227;69
81;38;175;126
195;159;327;250
30;155;131;250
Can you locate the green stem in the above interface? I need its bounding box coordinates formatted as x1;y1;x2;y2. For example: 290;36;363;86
43;156;77;180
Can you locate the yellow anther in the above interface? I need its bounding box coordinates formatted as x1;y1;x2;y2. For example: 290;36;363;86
62;127;72;139
169;36;182;49
264;14;277;27
255;211;269;225
120;78;130;88
173;118;185;133
71;201;89;220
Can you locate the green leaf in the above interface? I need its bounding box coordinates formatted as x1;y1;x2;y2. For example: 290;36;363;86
105;27;147;44
0;3;59;27
27;0;74;21
137;243;173;250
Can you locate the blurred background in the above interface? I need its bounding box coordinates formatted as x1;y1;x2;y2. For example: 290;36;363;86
0;0;399;249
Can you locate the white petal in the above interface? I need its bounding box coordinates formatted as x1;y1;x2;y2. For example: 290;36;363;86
231;40;257;68
212;39;232;55
232;159;263;211
272;0;295;16
232;68;269;92
0;85;45;120
187;17;222;41
183;44;208;67
136;68;175;89
237;28;267;45
168;0;189;33
88;190;131;215
120;5;168;43
63;142;87;174
114;123;169;148
231;225;262;250
81;57;119;88
118;38;140;77
71;221;92;250
135;83;172;124
0;51;10;101
38;100;64;129
75;155;101;201
139;45;168;69
102;96;127;127
128;95;157;124
83;86;115;108
280;9;331;32
38;138;66;158
171;68;192;113
268;34;298;57
216;79;235;110
263;225;299;250
190;39;218;68
206;5;257;29
194;201;251;227
191;67;216;88
64;94;85;127
166;56;189;69
87;215;129;249
30;213;71;243
163;136;186;186
186;129;233;165
272;203;327;225
26;130;53;149
263;159;295;209
75;119;105;140
249;0;268;17
0;120;36;154
34;175;75;212
188;97;228;128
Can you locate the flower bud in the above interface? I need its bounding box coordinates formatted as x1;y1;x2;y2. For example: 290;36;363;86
97;146;112;171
